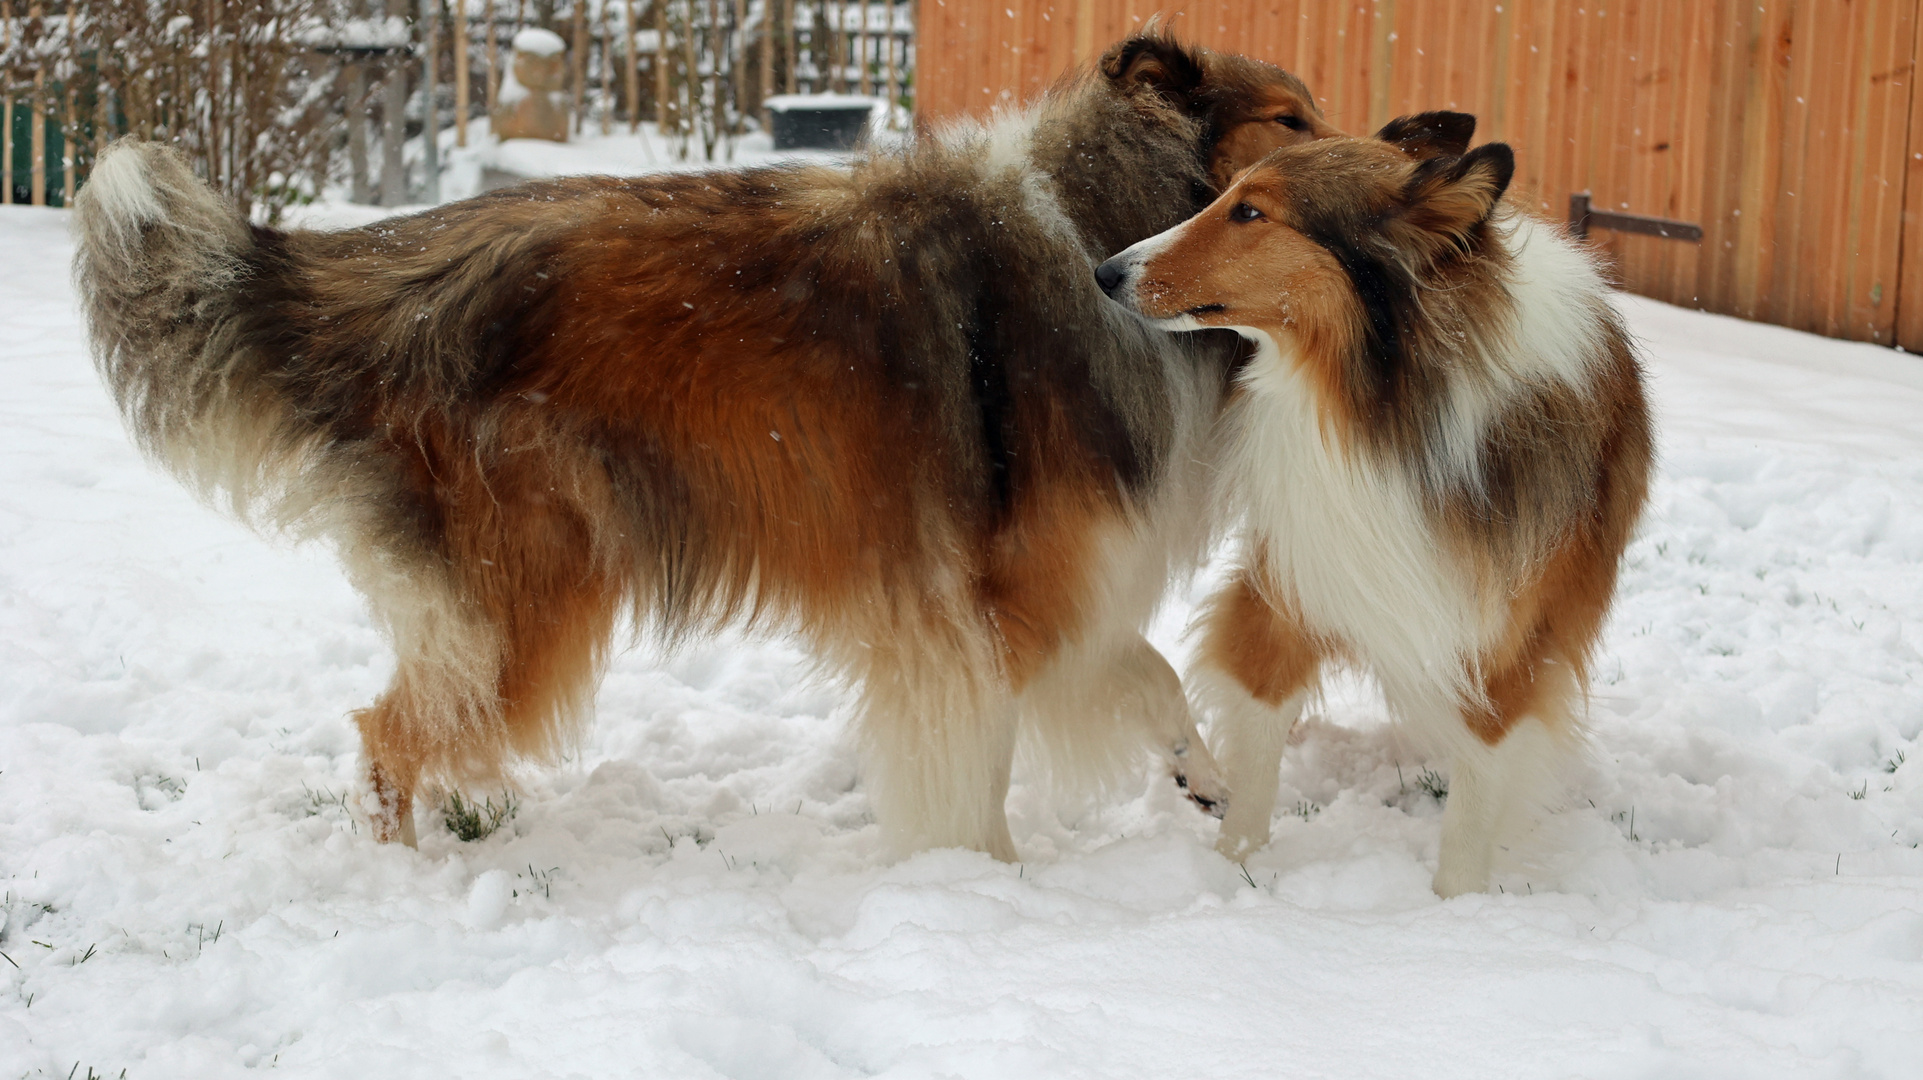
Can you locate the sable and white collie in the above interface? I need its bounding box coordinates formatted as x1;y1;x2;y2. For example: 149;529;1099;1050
1096;117;1653;895
73;33;1338;857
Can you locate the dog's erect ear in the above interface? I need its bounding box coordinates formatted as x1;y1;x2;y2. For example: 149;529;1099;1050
1375;111;1478;160
1099;32;1206;112
1390;143;1516;262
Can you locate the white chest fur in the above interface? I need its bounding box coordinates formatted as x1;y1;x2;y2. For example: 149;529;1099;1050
1214;217;1611;715
1220;332;1481;716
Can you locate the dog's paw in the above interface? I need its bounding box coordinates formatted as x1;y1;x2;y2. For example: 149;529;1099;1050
1430;864;1488;899
1214;829;1265;862
1172;769;1228;818
1169;737;1229;818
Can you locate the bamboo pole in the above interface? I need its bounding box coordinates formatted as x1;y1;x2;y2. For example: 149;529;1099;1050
682;0;697;156
348;57;372;201
799;0;810;93
702;0;716;156
883;0;895;123
29;73;41;207
206;0;221;196
759;0;773;128
30;2;45;207
3;1;13;206
804;0;817;94
823;0;832;94
93;51;108;190
93;61;108;192
857;0;868;96
571;0;587;134
455;0;470;146
422;0;440;202
829;0;842;94
380;0;407;205
732;0;746;127
655;0;669;133
783;0;795;94
624;0;639;130
62;0;75;206
599;0;613;134
485;0;498;116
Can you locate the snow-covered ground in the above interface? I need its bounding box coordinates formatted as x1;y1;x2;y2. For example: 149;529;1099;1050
4;195;1923;1078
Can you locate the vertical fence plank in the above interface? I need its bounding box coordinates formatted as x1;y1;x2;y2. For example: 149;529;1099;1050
1733;0;1788;322
1897;0;1923;347
1695;0;1745;313
1772;1;1816;329
1842;0;1913;342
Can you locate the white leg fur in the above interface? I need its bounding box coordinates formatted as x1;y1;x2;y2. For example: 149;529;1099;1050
1432;716;1566;896
1201;673;1309;862
857;657;1021;861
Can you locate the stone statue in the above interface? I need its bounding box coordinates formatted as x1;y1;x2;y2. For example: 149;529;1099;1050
492;28;569;143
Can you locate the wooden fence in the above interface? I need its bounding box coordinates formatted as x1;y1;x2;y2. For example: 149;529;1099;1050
917;1;1923;350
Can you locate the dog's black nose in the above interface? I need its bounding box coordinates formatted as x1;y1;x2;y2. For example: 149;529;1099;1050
1094;258;1126;298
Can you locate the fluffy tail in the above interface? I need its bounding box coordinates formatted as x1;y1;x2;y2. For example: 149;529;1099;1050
73;141;318;525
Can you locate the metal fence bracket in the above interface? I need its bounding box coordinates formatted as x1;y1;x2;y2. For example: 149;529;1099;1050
1568;192;1704;242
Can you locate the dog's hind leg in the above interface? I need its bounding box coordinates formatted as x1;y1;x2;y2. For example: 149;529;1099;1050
366;759;419;847
347;571;506;847
851;616;1021;861
344;448;621;847
1192;572;1325;862
351;555;619;846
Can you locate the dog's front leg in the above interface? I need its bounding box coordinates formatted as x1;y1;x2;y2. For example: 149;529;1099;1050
1191;571;1324;861
1202;680;1307;861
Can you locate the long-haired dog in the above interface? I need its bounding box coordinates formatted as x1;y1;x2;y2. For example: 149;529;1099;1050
1096;117;1652;894
73;33;1338;857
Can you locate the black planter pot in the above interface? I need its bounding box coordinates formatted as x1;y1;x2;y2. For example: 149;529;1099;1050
765;95;881;151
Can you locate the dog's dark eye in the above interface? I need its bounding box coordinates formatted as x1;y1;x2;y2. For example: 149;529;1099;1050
1230;202;1264;223
1274;114;1307;131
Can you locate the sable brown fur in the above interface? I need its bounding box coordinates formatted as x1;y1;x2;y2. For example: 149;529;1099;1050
1097;118;1653;895
73;31;1328;857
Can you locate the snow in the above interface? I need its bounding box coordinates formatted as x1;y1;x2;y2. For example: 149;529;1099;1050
492;61;533;108
763;94;884;113
295;17;411;52
326;118;868;212
510;28;567;57
5;195;1923;1077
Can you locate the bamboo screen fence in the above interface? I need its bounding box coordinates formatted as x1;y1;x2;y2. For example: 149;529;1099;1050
918;1;1923;350
0;1;918;214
